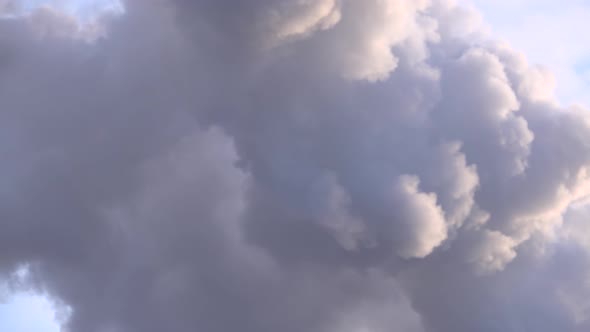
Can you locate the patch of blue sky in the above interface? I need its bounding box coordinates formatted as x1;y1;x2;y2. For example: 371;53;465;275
13;0;124;19
0;292;61;332
65;0;124;19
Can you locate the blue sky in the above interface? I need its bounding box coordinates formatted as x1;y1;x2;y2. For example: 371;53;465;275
18;0;123;19
0;292;60;332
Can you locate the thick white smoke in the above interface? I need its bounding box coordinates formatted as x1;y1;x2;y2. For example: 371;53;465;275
1;0;590;331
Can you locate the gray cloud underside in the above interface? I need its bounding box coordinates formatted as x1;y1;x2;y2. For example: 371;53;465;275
1;1;590;331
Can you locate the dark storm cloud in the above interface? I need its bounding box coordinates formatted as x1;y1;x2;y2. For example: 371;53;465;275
1;1;590;332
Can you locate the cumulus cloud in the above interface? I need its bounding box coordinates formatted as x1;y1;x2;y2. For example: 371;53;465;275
464;0;590;106
1;0;590;331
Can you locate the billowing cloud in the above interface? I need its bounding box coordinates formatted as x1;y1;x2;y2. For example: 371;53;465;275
1;0;590;331
464;0;590;106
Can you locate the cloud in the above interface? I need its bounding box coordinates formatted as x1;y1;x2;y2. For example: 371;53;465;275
1;0;590;331
0;0;19;15
464;0;590;106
